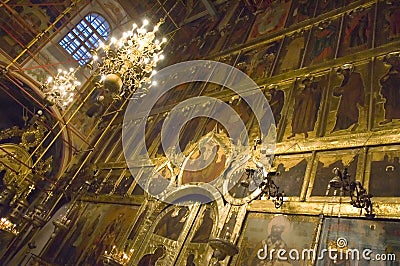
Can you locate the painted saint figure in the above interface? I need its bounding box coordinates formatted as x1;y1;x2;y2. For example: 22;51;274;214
191;207;214;243
251;42;279;79
332;65;365;132
279;35;305;72
251;215;293;266
185;254;196;266
385;3;400;39
248;0;292;40
379;54;400;124
348;14;369;48
292;0;314;24
138;246;166;266
311;24;336;65
288;77;322;139
266;85;285;125
154;207;188;241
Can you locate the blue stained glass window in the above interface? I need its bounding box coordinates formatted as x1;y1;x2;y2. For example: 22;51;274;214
59;13;110;65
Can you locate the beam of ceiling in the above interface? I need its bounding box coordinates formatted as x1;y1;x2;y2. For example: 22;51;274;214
201;0;218;18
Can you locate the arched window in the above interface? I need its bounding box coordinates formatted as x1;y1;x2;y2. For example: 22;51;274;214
59;13;110;65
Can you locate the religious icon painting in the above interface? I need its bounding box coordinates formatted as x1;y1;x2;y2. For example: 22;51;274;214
122;204;151;258
61;203;139;266
132;204;200;265
303;19;340;67
274;30;309;75
323;61;371;136
152;107;192;158
144;113;167;156
163;83;197;107
175;204;218;265
146;160;175;196
316;0;344;15
201;54;236;95
222;6;256;50
198;28;221;58
240;40;281;81
178;117;207;153
233;213;319;266
258;81;293;141
234;52;253;78
179;130;231;185
286;0;317;27
161;97;214;155
197;1;235;58
337;5;375;58
201;116;220;138
372;52;400;129
282;73;329;141
308;149;361;198
317;218;400;266
227;95;254;131
375;0;400;47
365;145;400;197
247;0;293;42
181;101;216;143
272;153;312;198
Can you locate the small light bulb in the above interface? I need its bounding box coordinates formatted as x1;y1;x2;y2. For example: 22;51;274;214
93;55;98;61
132;23;137;29
111;37;117;44
152;81;157;86
162;37;167;43
159;54;165;60
58;69;62;73
143;19;149;26
69;67;74;72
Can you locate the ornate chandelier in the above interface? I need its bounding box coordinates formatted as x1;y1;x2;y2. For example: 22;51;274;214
88;18;167;99
41;68;80;109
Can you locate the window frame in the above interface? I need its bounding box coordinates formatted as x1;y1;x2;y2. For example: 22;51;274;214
59;12;111;65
